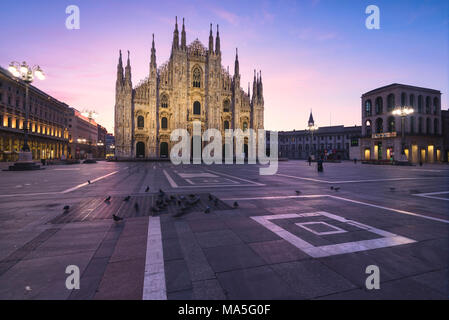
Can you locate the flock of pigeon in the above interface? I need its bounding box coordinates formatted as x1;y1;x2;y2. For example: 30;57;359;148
62;183;240;223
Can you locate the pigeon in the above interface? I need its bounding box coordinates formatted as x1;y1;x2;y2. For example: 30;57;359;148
134;203;139;211
204;206;211;214
177;200;181;206
88;180;91;184
334;187;341;192
159;189;165;196
390;187;396;192
214;198;219;206
112;214;123;222
151;206;161;213
170;195;176;201
233;201;239;208
145;186;150;192
330;186;334;190
104;196;111;202
208;194;214;201
295;190;301;195
124;196;131;202
63;205;70;211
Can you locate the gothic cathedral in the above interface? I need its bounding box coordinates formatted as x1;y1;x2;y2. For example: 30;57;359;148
114;17;264;159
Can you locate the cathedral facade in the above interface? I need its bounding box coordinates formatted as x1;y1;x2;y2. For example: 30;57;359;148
114;17;264;159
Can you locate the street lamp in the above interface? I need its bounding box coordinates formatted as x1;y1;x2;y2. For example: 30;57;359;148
392;106;414;160
306;123;317;159
8;61;45;171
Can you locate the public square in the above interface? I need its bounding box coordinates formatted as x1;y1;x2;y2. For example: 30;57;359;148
0;160;448;300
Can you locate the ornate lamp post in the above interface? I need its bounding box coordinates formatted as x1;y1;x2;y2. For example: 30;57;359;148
306;111;317;160
8;61;45;171
392;106;414;162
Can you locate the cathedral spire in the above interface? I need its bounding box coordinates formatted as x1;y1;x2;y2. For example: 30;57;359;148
125;50;132;87
208;23;214;54
215;24;221;55
150;34;157;69
234;48;239;76
116;50;124;86
181;18;186;49
258;70;263;101
252;69;257;102
172;16;179;50
248;82;250;98
308;110;315;127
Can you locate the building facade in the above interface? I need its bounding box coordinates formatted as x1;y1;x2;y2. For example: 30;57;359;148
0;67;69;162
277;112;361;160
114;18;264;159
442;109;449;162
360;84;443;163
66;108;100;159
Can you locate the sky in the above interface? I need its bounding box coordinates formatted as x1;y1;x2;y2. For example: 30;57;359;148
0;0;448;133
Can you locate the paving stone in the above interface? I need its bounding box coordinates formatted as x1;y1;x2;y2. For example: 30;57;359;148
249;239;310;264
165;259;192;293
216;266;298;300
270;260;357;299
203;244;266;273
195;229;242;248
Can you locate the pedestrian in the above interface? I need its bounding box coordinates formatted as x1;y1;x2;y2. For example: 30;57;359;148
308;156;312;166
317;158;324;172
353;158;357;164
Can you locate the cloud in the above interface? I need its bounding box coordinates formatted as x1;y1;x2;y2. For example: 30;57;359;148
294;28;338;41
209;7;239;26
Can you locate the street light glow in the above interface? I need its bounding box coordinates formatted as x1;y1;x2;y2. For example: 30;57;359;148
392;106;414;116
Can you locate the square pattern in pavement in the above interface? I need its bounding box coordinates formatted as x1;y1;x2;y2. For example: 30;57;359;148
0;160;448;300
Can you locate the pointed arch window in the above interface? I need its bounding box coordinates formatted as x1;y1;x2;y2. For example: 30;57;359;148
193;101;201;115
161;95;169;108
223;100;230;112
192;67;201;88
224;120;229;130
161;117;168;129
137;115;144;129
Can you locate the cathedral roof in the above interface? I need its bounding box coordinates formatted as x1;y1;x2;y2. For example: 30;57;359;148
188;39;207;57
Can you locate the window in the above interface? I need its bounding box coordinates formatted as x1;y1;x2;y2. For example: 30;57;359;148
192;67;201;88
433;97;439;115
243;122;248;131
434;119;439;135
401;92;407;106
137;115;144;128
375;118;383;133
161;95;168;108
426;118;431;134
161;117;168;129
387;94;395;112
375;97;383;114
224;120;229;130
387;116;395;133
418;117;423;134
418;95;423;113
223;100;230;112
193;101;201;115
426;97;431;114
409;94;415;109
410;116;415;134
365;100;372;116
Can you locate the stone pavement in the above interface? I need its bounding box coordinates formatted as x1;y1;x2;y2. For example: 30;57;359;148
0;160;448;299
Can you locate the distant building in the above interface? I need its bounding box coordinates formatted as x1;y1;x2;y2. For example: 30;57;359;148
105;133;115;158
0;67;69;162
275;111;361;160
97;124;107;158
442;109;449;162
361;84;443;163
66;108;99;159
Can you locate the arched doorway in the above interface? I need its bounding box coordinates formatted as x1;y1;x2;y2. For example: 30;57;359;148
160;142;169;158
136;142;145;158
